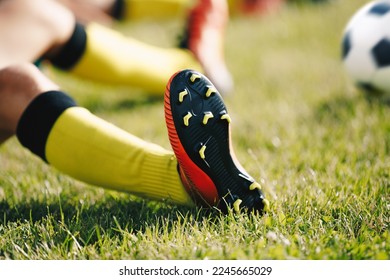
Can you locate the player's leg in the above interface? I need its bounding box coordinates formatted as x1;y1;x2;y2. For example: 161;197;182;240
0;0;75;69
0;63;193;205
0;63;60;144
46;21;202;95
0;0;220;96
0;64;267;213
47;0;233;95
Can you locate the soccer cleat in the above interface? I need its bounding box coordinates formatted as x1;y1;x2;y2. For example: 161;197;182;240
165;69;268;214
179;0;233;96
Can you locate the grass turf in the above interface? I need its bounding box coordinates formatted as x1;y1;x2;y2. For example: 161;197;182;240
0;0;389;259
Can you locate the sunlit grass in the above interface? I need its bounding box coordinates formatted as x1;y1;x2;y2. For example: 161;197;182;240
0;0;389;259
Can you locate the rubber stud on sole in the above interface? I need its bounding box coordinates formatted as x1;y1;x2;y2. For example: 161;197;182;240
183;112;192;126
202;112;214;125
190;73;201;83
199;145;207;159
179;89;188;103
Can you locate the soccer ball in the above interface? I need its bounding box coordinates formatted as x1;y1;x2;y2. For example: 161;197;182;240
342;0;390;96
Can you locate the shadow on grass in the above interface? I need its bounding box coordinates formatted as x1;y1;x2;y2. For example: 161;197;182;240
82;94;163;114
0;195;218;247
114;96;162;110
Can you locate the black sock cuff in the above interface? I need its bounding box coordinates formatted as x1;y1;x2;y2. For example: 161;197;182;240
16;91;77;162
111;0;126;20
49;22;87;70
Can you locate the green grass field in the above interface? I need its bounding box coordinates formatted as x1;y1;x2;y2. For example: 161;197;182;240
0;0;389;260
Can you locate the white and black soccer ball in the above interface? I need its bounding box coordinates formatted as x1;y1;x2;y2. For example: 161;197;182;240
342;0;390;96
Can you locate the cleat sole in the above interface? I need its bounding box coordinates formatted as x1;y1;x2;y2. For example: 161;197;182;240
165;69;267;214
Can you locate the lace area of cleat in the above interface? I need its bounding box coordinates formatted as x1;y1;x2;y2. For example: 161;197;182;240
165;69;268;214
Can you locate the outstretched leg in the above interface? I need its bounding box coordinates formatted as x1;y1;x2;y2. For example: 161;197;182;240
57;0;233;95
0;63;193;205
48;22;202;95
1;65;267;213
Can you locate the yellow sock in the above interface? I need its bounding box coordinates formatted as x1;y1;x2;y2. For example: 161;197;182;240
16;91;193;204
121;0;194;21
44;106;193;205
70;23;202;95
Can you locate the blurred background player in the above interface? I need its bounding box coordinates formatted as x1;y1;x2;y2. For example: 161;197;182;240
55;0;288;25
54;0;330;25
